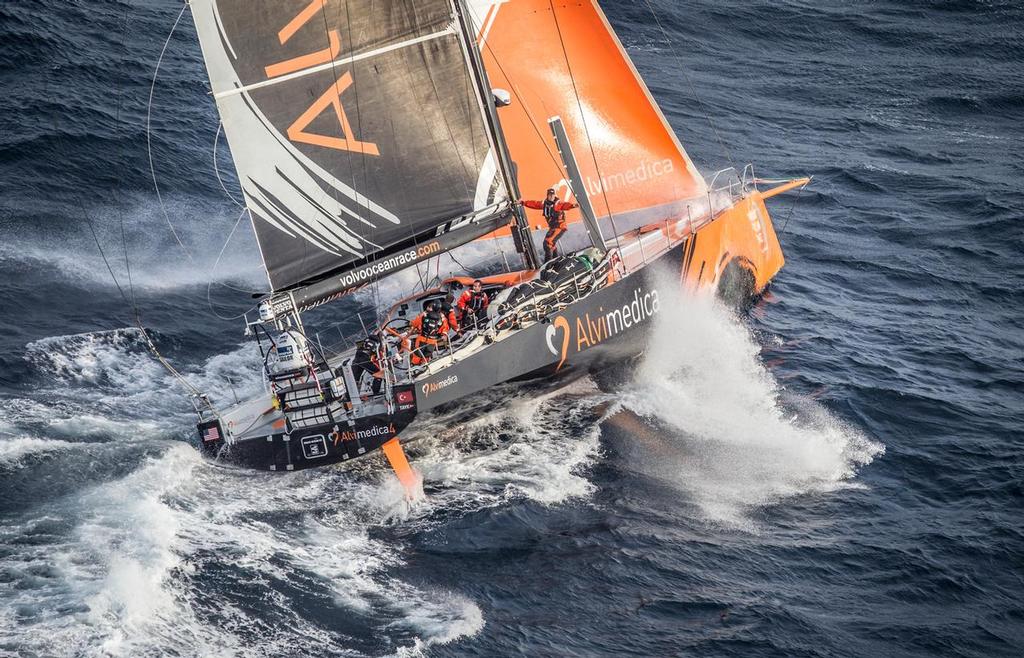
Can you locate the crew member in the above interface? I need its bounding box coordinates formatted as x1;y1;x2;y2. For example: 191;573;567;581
351;333;384;396
457;280;490;330
521;189;578;262
408;300;450;365
440;293;461;335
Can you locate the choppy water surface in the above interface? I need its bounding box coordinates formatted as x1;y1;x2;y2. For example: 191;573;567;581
1;1;1022;656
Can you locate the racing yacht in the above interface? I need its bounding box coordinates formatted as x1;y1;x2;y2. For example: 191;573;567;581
186;0;808;490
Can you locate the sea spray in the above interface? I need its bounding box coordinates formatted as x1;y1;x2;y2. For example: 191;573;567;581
621;284;884;528
410;378;604;509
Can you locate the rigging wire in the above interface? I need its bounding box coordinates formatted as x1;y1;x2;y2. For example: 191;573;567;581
146;2;195;261
472;18;586;273
113;1;137;317
207;208;262;321
50;113;209;401
475;38;572;189
77;0;221;408
213;122;245;209
778;180;808;236
641;0;735;171
547;1;625;257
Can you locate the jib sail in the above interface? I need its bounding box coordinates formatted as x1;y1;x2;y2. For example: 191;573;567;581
467;0;708;237
189;0;514;296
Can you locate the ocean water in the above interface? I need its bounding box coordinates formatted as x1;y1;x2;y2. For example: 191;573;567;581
1;1;1022;656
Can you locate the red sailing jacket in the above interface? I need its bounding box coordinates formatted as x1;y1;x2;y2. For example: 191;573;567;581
522;198;577;229
458;290;490;316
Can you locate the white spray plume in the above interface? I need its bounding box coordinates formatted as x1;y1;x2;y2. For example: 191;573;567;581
620;278;884;529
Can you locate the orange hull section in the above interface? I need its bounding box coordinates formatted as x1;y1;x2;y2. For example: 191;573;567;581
681;192;785;294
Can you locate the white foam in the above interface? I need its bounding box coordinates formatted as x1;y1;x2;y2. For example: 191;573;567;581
620;287;884;529
23;328;264;424
0;436;79;465
390;590;485;657
3;313;609;655
410;379;603;511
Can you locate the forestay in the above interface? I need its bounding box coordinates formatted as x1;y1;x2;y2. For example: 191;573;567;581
190;0;513;295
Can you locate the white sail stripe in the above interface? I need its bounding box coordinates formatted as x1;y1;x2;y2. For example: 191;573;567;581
211;1;238;60
480;1;506;45
243;192;296;238
467;0;508;46
214;26;458;100
474;148;498;209
245;178;365;256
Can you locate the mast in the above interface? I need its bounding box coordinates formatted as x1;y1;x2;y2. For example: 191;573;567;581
472;0;711;242
450;0;540;270
189;0;524;314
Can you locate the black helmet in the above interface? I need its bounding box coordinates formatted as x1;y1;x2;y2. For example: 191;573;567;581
425;300;440;312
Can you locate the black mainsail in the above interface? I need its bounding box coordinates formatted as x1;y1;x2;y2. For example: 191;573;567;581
190;0;516;303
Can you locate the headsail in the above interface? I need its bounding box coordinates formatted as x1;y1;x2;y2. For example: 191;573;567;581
468;0;708;237
190;0;513;293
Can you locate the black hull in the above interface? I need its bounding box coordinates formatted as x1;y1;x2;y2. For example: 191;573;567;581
199;243;682;472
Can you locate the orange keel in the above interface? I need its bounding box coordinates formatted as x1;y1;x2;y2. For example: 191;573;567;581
381;437;420;498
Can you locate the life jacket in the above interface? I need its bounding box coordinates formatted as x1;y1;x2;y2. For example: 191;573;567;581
466;291;488;313
419;311;444;338
353;348;378;370
543;198;566;228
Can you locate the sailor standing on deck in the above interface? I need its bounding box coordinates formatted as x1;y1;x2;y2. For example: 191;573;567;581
521;189;578;262
457;280;490;331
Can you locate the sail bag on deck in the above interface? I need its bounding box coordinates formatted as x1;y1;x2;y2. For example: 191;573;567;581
190;0;513;299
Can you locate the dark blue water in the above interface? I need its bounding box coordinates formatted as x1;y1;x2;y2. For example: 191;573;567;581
2;1;1022;656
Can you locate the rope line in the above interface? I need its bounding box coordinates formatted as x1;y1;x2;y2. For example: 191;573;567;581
115;1;137;316
146;2;194;261
213;122;245;208
548;1;624;256
641;0;735;170
779;180;809;236
207;209;262;320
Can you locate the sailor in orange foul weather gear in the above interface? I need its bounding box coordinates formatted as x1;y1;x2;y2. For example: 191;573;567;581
441;293;461;335
408;300;450;366
457;280;490;330
521;189;578;262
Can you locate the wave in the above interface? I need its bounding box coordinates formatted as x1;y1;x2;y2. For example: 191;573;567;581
23;327;264;414
618;285;884;529
4;327;614;655
0;436;80;468
409;378;604;512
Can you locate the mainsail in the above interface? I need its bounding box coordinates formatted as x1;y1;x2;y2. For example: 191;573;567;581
468;0;708;237
190;0;516;296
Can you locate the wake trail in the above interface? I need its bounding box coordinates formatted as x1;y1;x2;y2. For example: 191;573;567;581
2;328;609;656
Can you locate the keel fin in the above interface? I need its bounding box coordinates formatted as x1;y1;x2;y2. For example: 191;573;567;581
381;437;421;499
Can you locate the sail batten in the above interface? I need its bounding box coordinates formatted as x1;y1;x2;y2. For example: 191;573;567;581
191;0;513;292
213;26;458;101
